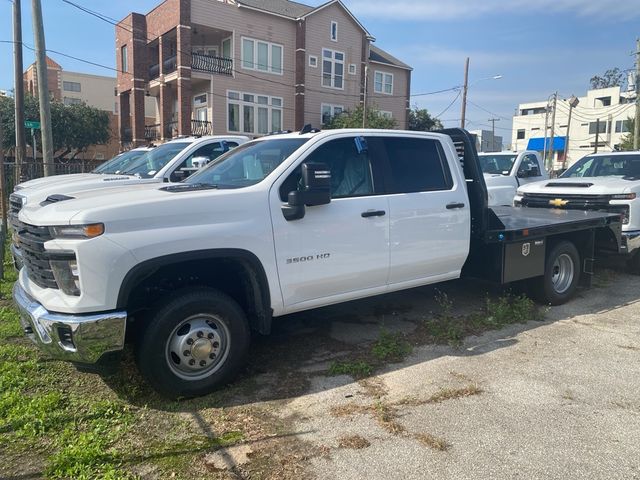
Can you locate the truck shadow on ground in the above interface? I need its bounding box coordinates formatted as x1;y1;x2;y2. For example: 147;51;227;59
102;261;640;413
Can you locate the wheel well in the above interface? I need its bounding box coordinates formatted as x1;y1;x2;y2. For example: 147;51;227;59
119;251;272;336
546;231;594;286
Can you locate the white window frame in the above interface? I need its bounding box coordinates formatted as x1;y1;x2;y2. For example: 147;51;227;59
321;103;344;125
379;111;392;119
374;71;394;95
322;48;345;90
193;93;208;106
63;81;81;92
309;55;318;68
121;45;128;73
241;36;284;75
227;90;284;134
330;21;338;42
348;63;357;75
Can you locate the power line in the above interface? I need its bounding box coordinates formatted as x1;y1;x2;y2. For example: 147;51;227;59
433;90;462;119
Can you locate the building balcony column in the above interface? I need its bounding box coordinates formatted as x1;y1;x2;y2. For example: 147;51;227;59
176;24;192;136
160;82;173;141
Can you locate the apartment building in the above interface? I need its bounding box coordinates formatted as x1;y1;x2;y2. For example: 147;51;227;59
512;86;637;170
24;57;124;159
469;129;503;152
115;0;412;146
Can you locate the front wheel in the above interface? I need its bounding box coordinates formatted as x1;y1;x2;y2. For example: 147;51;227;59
136;288;250;398
530;241;581;305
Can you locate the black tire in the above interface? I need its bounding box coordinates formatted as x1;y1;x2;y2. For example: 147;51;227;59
530;241;581;306
135;287;250;399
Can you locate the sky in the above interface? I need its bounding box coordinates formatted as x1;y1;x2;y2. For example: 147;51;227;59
1;0;639;144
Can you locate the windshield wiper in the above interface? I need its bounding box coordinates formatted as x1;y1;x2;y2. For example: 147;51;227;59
160;183;220;193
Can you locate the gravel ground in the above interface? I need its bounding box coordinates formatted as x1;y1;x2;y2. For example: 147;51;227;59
258;269;640;480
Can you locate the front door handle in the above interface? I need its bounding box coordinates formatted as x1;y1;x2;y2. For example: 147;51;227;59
446;202;465;210
361;210;386;218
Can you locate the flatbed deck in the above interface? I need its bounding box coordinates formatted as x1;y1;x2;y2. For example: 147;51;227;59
484;206;622;244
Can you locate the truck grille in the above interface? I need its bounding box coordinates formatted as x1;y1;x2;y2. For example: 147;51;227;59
9;194;23;215
13;220;58;290
521;193;629;224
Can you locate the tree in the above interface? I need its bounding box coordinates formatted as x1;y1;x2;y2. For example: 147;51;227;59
620;118;635;151
0;95;111;159
590;68;624;90
323;105;397;129
408;107;443;131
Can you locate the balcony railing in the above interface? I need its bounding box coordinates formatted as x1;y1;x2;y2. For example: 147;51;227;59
145;124;160;141
191;119;213;136
192;53;233;76
163;55;177;74
149;63;160;80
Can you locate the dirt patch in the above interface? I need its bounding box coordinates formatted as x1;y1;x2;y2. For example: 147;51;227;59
414;432;450;452
338;435;371;449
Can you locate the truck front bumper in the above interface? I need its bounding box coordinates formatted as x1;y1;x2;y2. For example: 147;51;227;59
13;282;127;364
622;230;640;255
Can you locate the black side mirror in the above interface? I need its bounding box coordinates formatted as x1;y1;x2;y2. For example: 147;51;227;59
282;163;331;221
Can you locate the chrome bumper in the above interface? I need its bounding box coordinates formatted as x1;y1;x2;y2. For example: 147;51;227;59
13;282;127;364
622;230;640;255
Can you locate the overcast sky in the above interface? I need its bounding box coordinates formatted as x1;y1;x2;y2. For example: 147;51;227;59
1;0;638;141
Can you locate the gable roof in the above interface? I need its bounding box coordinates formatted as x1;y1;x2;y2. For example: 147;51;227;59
237;0;314;19
237;0;373;38
369;45;412;71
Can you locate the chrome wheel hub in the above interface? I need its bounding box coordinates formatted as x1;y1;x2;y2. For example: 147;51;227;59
166;315;230;381
551;253;574;294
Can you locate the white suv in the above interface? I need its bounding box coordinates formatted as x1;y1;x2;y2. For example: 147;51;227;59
514;151;640;270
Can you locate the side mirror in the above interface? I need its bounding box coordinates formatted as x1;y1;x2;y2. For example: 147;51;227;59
282;163;331;221
192;156;211;169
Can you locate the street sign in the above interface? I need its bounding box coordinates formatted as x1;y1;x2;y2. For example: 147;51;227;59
24;120;40;129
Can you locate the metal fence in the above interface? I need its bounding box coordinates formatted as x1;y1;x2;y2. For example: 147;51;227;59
2;160;104;194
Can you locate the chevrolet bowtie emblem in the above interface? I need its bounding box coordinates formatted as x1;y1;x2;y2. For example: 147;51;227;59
549;198;569;207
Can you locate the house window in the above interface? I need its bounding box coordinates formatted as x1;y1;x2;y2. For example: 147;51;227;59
322;49;344;89
193;94;207;106
241;37;283;75
348;64;356;75
63;97;82;106
321;104;344;125
615;120;632;133
379;111;392;119
588;121;607;134
121;45;128;73
222;38;232;59
517;129;525;140
374;71;393;95
330;21;338;42
309;55;318;68
227;90;283;134
63;81;81;92
595;96;611;107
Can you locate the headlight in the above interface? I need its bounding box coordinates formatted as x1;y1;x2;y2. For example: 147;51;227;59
49;223;104;239
610;193;637;200
50;259;80;296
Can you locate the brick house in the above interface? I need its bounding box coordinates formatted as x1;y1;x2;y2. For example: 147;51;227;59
115;0;412;146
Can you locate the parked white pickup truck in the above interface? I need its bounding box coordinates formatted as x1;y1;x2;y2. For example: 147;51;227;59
479;151;547;206
514;151;640;271
12;129;621;397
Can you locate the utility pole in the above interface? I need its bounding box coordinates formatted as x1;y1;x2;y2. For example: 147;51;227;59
488;118;500;151
460;57;469;130
542;105;550;167
595;118;600;153
0;122;7;263
362;64;368;128
563;95;579;170
547;92;558;171
635;38;640;150
13;0;26;182
31;0;54;176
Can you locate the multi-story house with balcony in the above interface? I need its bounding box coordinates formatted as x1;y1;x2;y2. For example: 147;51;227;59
115;0;412;146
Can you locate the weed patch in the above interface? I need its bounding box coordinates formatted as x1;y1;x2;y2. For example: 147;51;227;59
372;330;412;362
338;435;370;449
328;360;373;378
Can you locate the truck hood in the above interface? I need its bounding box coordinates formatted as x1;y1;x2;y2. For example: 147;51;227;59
517;177;638;195
15;173;97;192
15;174;157;207
18;182;237;226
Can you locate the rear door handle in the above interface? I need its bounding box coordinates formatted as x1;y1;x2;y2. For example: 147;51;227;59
446;202;465;210
361;210;386;218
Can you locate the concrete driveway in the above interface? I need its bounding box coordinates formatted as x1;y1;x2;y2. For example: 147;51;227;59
229;268;640;480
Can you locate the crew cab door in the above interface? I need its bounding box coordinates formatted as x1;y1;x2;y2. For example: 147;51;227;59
167;141;238;182
269;136;389;310
516;153;545;185
383;136;470;285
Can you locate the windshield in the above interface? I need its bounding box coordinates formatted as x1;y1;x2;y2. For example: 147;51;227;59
93;149;150;174
187;138;309;188
561;154;640;178
479;154;517;175
122;142;190;178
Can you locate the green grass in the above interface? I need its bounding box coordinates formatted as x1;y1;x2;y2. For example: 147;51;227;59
328;360;374;378
372;330;412;362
